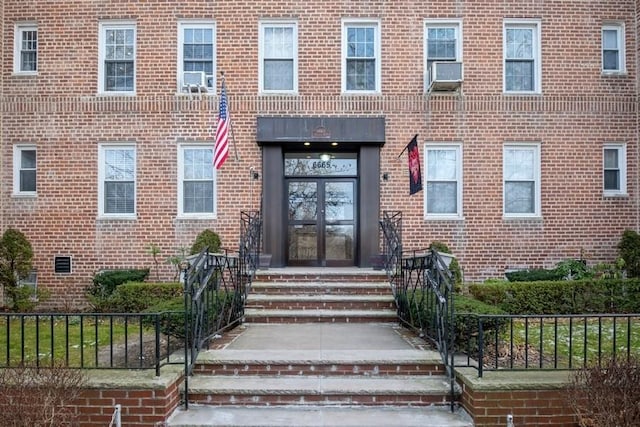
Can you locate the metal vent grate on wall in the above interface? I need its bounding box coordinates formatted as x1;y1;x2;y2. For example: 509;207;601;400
54;256;72;274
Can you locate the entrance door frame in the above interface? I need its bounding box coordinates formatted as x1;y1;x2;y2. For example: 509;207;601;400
257;116;385;268
286;176;358;267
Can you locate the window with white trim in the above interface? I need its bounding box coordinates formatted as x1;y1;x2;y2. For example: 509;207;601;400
602;24;625;74
98;22;136;94
424;20;462;84
503;144;541;217
503;20;541;93
603;144;626;196
259;21;298;93
424;144;462;218
14;24;38;73
178;22;215;92
13;145;37;196
178;144;216;217
342;19;381;93
98;144;136;217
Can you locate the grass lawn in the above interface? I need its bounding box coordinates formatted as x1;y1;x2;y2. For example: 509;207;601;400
484;315;640;369
0;314;156;368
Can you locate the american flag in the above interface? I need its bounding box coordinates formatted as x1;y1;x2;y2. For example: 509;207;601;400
213;83;229;169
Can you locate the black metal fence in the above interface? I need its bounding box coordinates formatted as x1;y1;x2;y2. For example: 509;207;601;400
457;313;640;377
0;312;179;376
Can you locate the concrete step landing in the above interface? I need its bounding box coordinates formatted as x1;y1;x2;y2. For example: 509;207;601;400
168;405;474;426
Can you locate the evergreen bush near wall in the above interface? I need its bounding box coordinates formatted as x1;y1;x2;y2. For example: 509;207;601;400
104;281;182;313
87;268;150;311
618;229;640;278
469;279;640;315
190;229;222;255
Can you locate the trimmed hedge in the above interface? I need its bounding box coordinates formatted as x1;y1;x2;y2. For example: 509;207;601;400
103;282;182;313
89;268;150;299
469;278;640;315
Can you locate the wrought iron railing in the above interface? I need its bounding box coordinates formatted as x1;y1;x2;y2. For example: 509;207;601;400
457;313;640;377
0;312;178;376
379;211;402;288
239;210;262;279
396;249;456;411
181;248;250;409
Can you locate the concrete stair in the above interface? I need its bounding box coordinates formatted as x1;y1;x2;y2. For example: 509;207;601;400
168;269;472;427
244;271;397;323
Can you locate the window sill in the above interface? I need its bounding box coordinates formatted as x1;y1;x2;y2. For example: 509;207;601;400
603;192;629;198
176;214;217;220
96;91;137;97
12;193;37;198
424;215;464;221
503;215;543;222
97;214;137;221
601;71;628;77
502;91;542;96
11;71;38;77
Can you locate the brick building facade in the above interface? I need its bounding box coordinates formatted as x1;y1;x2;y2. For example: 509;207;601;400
1;1;638;307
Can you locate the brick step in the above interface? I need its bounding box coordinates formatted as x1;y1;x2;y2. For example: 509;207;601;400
254;272;388;283
250;281;391;295
243;308;397;323
245;294;396;311
167;404;474;427
193;349;444;377
185;375;457;407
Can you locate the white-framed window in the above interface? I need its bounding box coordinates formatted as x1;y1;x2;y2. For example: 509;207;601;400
424;143;463;219
178;144;216;218
503;143;541;217
13;144;37;196
503;20;541;94
178;21;215;93
342;19;381;93
98;22;136;94
603;143;627;196
14;23;38;74
98;144;136;218
602;23;625;74
424;20;462;87
259;21;298;93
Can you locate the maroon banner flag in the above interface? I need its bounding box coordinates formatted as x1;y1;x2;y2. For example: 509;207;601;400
407;135;422;195
213;82;229;169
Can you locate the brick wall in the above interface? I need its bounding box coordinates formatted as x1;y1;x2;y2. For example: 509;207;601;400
75;381;181;426
1;1;638;306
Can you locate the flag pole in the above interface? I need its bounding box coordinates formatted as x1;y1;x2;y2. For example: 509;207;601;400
397;134;419;159
220;71;240;162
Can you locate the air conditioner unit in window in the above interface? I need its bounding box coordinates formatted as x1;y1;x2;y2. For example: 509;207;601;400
183;71;207;92
428;61;463;92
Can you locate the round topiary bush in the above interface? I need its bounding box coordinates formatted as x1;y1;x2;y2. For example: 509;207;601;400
190;229;222;255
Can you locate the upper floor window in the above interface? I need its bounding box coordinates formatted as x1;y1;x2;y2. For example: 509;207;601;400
424;143;462;219
259;21;298;93
14;24;38;74
603;143;626;196
98;22;136;94
178;144;216;217
503;143;541;217
342;19;381;93
178;22;215;93
602;24;625;74
13;145;36;196
98;144;136;217
503;20;541;94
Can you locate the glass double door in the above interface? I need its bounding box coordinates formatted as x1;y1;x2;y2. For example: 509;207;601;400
287;178;356;267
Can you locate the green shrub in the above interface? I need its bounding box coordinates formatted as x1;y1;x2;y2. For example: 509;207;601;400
190;229;222;255
145;290;235;341
505;268;565;282
469;278;640;314
105;282;182;313
0;228;35;311
89;268;150;298
618;229;640;278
